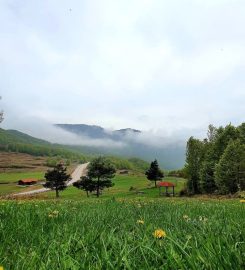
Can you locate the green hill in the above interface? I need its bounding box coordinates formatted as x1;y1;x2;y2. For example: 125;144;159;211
0;128;149;172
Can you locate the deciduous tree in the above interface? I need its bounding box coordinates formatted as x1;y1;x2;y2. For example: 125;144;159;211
185;137;204;194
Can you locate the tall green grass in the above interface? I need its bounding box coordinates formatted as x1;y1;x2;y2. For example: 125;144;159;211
0;198;244;269
0;172;45;183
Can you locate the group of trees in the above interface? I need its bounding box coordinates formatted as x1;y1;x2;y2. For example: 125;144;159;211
44;157;164;198
186;123;245;195
74;157;116;197
44;156;116;198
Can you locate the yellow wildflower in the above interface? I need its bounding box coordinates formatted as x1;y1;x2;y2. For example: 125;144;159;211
240;199;245;203
153;229;166;239
137;220;144;225
183;215;189;219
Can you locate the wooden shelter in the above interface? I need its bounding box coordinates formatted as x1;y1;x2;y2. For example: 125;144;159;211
18;178;37;186
158;181;175;196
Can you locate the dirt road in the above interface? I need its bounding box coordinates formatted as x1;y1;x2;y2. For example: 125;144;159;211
13;163;89;196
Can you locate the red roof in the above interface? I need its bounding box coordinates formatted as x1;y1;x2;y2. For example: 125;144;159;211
158;181;175;187
19;178;38;183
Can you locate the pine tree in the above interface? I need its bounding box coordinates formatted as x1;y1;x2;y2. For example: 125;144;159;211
43;163;70;198
87;157;116;197
145;159;164;187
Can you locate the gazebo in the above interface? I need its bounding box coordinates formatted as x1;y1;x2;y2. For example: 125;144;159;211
157;181;176;196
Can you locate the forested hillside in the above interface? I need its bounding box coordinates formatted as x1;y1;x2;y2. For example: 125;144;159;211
0;128;149;172
185;123;245;195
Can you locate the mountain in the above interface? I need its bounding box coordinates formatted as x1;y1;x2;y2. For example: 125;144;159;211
55;124;186;170
55;124;141;140
0;128;149;172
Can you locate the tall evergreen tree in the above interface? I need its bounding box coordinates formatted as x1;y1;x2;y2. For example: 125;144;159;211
145;159;164;187
43;163;70;198
215;140;245;194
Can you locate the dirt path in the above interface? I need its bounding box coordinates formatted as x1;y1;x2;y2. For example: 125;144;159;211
13;163;89;196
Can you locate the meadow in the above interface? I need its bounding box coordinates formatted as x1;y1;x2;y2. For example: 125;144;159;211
31;174;186;200
0;198;244;269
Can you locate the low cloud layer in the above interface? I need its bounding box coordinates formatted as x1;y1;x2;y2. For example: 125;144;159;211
1;0;245;138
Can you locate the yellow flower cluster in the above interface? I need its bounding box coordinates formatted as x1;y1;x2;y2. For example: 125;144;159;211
240;199;245;203
153;229;166;239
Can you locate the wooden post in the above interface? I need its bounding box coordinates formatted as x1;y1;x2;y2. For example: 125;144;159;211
173;186;175;197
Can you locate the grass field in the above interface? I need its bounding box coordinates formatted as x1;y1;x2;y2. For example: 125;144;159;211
31;174;186;200
0;165;76;196
0;172;45;183
0;198;244;269
0;172;45;196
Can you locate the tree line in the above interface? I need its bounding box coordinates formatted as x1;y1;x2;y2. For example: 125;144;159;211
186;123;245;195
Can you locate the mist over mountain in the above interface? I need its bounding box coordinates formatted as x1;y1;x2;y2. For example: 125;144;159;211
56;124;185;170
55;124;141;140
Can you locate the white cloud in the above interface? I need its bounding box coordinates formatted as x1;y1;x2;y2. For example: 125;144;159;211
0;0;245;136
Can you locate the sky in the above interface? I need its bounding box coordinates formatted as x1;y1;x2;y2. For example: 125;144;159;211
0;0;245;143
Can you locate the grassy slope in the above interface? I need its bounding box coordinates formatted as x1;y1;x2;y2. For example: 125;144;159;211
0;199;244;269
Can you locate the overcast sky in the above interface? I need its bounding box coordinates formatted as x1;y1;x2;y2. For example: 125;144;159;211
1;0;245;140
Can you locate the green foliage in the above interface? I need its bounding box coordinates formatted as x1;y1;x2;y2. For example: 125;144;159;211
186;123;245;195
237;123;245;144
87;157;116;197
185;137;205;194
145;159;164;187
73;176;96;197
215;140;245;194
44;163;70;197
168;167;187;178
